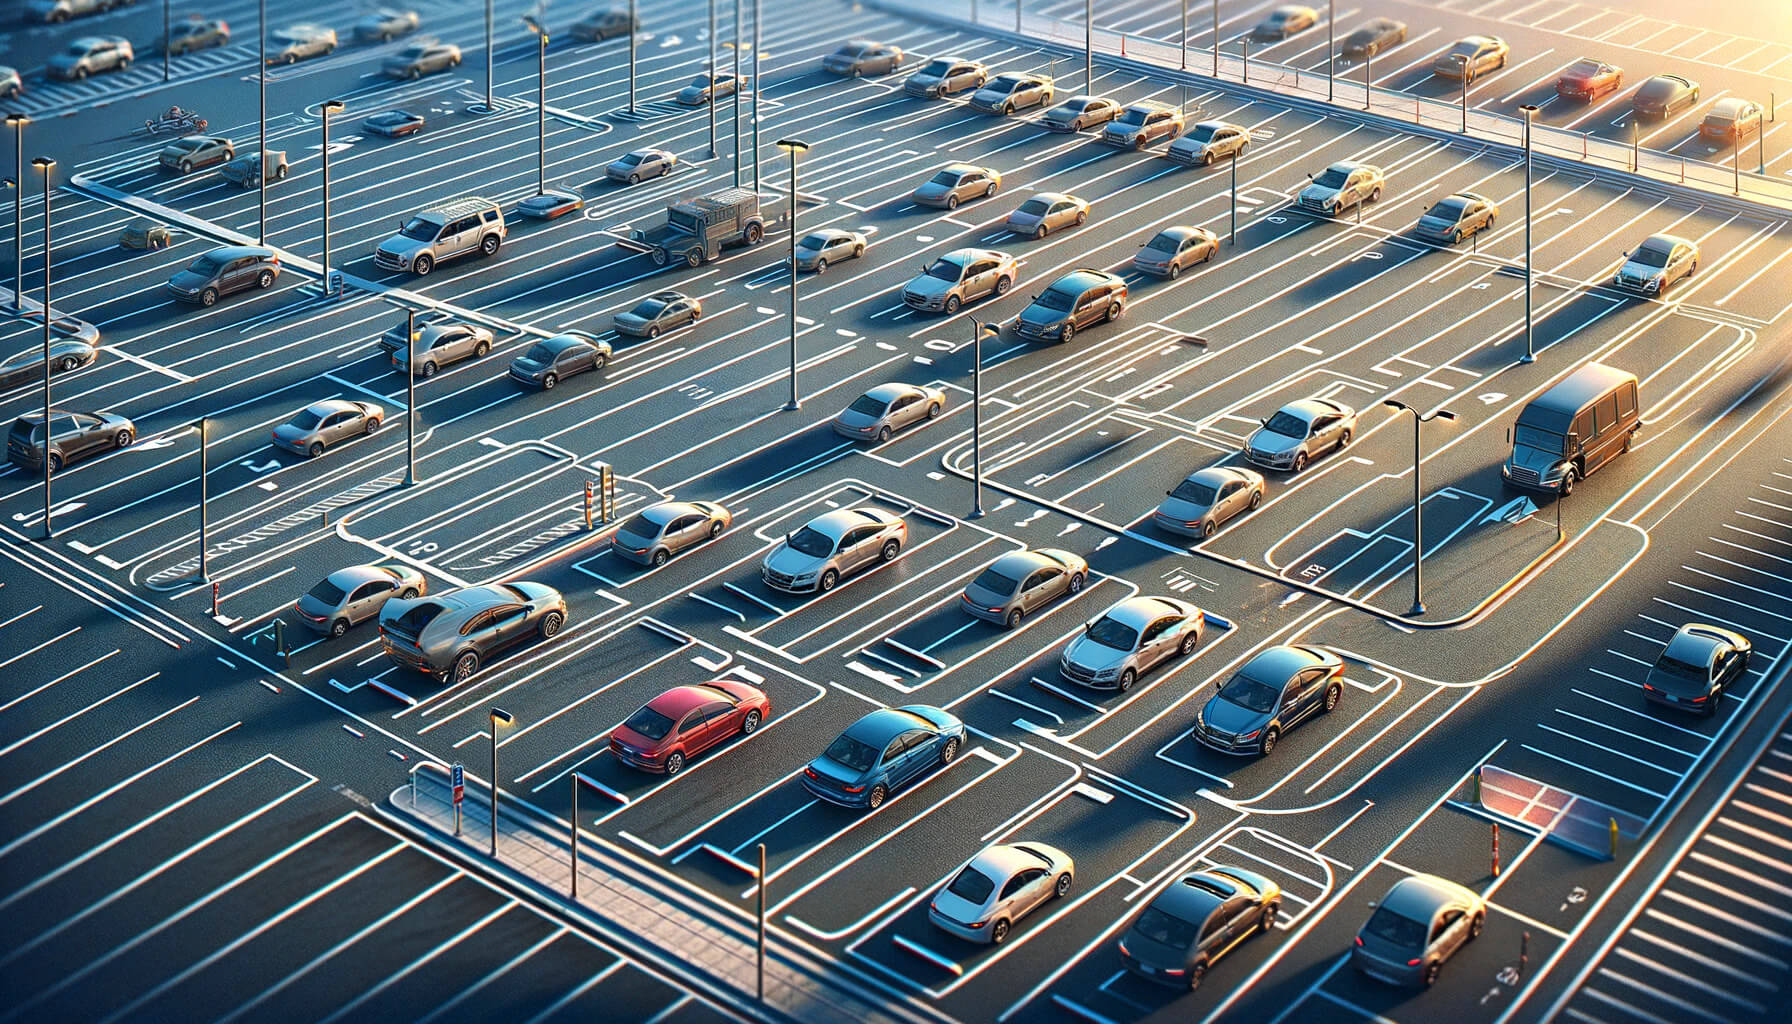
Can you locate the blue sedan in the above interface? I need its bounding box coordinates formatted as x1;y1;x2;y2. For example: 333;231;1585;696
802;705;966;809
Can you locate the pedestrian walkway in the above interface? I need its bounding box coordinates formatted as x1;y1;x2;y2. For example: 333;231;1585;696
385;766;947;1024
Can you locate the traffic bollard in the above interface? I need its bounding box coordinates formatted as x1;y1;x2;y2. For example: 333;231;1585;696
275;619;287;666
211;580;220;618
584;481;594;530
1492;822;1500;877
1520;930;1530;972
1609;817;1619;858
1471;767;1481;803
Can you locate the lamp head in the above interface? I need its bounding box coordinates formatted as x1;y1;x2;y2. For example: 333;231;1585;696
490;707;515;726
31;156;54;172
321;100;345;115
1436;409;1459;422
775;139;810;154
4;113;28;128
1382;399;1409;413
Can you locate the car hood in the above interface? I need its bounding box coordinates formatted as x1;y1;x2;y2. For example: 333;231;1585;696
931;887;988;925
764;544;823;576
912;181;951;200
904;274;952;298
1157;495;1214;522
167;268;212;291
1508;443;1562;474
1201;695;1268;735
1247;428;1301;455
1644;667;1708;699
1063;635;1128;672
962;579;1010;609
1017;302;1066;328
510;355;549;377
1417;214;1457;233
379;236;427;259
1299;183;1340;204
835;409;879;430
1105;123;1143;138
908;72;945;87
1617;258;1662;281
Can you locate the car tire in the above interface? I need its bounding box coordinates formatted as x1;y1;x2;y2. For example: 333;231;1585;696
365;418;380;434
593;354;608;371
995;276;1013;296
1188;961;1207;992
991;919;1010;944
814;258;827;274
1559;467;1576;496
684;249;703;268
542;373;557;389
1168;262;1182;279
1469;912;1485;940
927;402;942;419
876;425;892;443
647;325;661;339
1034;224;1048;240
946;195;960;210
1180;631;1200;656
1370;187;1382;203
1324;682;1342;713
1338;429;1352;449
819;569;839;592
408;67;421;80
539;610;564;639
400;588;418;599
1006;607;1025;629
450;650;479;683
47;452;63;472
940;736;960;764
1105;302;1121;322
1259;727;1279;757
651;548;669;567
1293;452;1309;473
944;295;961;314
254;270;274;290
745;222;764;245
1202;151;1215;166
867;784;887;809
1054;873;1073;898
420;362;438;378
1060;321;1075;343
880;539;901;562
1068;573;1085;594
413;255;433;276
115;428;134;449
708;519;725;539
1249;489;1263;510
742;709;762;734
1263;901;1280;930
1134;135;1147;151
1201;519;1216;539
1422;961;1441;987
1002;102;1013;115
854;245;864;258
473;340;490;358
307;442;325;459
329;618;349;639
664;751;685;775
481;235;501;257
1117;668;1136;692
1704;689;1721;717
179;159;193;173
61;355;82;371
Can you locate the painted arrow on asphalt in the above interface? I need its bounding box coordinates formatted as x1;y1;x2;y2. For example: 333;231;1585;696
1483;496;1539;524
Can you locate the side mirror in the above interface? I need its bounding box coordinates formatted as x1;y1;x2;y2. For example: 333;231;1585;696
1566;432;1581;452
1030;295;1039;302
1306;172;1315;181
1167;490;1175;496
1505;427;1511;445
1260;417;1270;427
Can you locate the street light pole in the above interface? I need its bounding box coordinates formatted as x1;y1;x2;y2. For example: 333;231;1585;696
970;320;998;518
405;307;417;485
752;0;761;192
33;156;52;542
1457;55;1469;133
777;139;808;411
320;100;343;297
484;0;494;113
523;16;548;195
1520;104;1537;363
488;707;513;857
163;0;171;81
1084;0;1092;92
198;418;209;580
1327;0;1334;102
708;0;718;158
1213;0;1219;77
1383;401;1457;617
1180;0;1188;70
6;114;26;313
258;0;266;244
732;0;742;187
1229;141;1239;245
627;0;638;114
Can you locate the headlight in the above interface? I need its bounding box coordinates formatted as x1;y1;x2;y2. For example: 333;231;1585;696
1092;666;1120;680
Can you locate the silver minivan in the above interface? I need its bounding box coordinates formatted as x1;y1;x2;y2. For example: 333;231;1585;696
374;197;507;276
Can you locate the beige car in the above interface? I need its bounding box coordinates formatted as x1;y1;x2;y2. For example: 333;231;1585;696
1133;225;1218;279
969;72;1054;115
902;248;1019;313
1101;100;1184;150
610;500;732;567
1433;35;1508;81
911;163;1002;210
833;383;947;442
392;323;494;377
762;507;907;593
1005;192;1089;239
1167;121;1251;166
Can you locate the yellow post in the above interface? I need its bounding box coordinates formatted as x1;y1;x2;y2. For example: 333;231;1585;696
1609;817;1620;859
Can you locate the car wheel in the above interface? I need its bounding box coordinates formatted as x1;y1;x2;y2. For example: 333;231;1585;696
365;418;380;434
253;270;274;290
647;325;661;339
1559;467;1576;496
1001;102;1013;115
593;354;608;371
1034;224;1048;240
660;163;671;177
1202;151;1215;166
943;295;961;314
420;362;438;378
1006;607;1025;628
1704;689;1721;717
329;618;349;639
927;403;942;419
473;340;491;358
307;442;325;459
1054;873;1073;898
1168;262;1182;279
877;425;893;443
47;452;63;472
814;258;827;274
991;919;1010;944
1060;321;1075;343
1105;302;1121;322
708;519;726;539
1201;519;1216;539
1068;573;1085;594
1117;668;1136;692
400;588;418;599
115;429;134;449
1249;489;1263;510
1180;631;1200;656
1422;961;1441;987
60;356;80;371
651;548;669;567
413;256;433;276
542;373;557;389
539;610;564;639
995;276;1012;296
1370;187;1382;203
1324;682;1342;712
1293;452;1309;473
1469;912;1485;940
179;159;193;173
878;539;901;563
1337;428;1352;449
1262;901;1280;930
819;569;839;592
663;751;685;775
408;67;421;80
481;235;500;257
867;783;887;809
940;736;960;763
946;194;960;210
1134;135;1147;151
1188;961;1207;992
452;651;479;682
1259;727;1279;756
684;249;703;268
854;245;864;258
285;53;297;65
742;709;762;734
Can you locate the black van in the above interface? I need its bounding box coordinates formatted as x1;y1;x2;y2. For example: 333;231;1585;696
1502;363;1640;496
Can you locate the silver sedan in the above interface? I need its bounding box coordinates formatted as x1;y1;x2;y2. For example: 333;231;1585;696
610;500;733;566
762;507;907;593
929;842;1074;944
1133;225;1218;279
294;563;426;637
1060;595;1205;691
901;248;1018;313
1154;466;1265;538
833;383;946;443
1243;398;1358;473
379;581;566;683
960;548;1089;627
271;399;384;458
1005;192;1089;239
607;147;677;183
795;229;867;273
392;323;495;377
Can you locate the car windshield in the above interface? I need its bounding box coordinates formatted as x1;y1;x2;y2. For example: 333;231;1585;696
397;45;427;59
622;706;675;741
1630;244;1672;268
798;233;830;251
1447;41;1481;58
946;865;998;904
1567;59;1604;77
1017;198;1052;216
399;217;438;241
1263;411;1309;437
971;566;1020;595
822;733;880;773
1639;79;1678;100
1132;906;1201;949
1218;673;1281;713
1146;232;1183;253
1362;906;1427;949
1116;106;1151;127
1171;479;1219;505
1314;167;1351;189
617;153;643;166
1086;615;1139;651
522;342;559;363
185;254;225;276
630;299;668;318
834;43;867;57
1654;656;1708;681
925;258;964;281
65;44;94;57
1427;197;1470;221
1513;424;1566;453
1186;124;1219;143
1034;286;1078;311
919;59;955;76
848;395;889;417
928;171;964;186
785;526;834;558
288;408;326;431
306;579;346;605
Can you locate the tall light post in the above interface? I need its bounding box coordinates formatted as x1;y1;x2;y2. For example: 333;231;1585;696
6;112;25;313
257;0;267;243
969;319;999;518
319;100;343;297
483;0;495;113
1455;54;1469;133
776;139;808;412
33;156;53;541
523;15;548;196
1383;401;1457;617
1520;104;1537;363
488;707;513;856
1326;0;1335;101
1180;0;1188;70
1229;139;1240;245
627;0;638;114
163;0;172;81
752;0;762;191
732;0;743;187
708;0;718;158
1364;44;1373;110
1083;0;1092;91
1212;0;1219;77
404;307;418;485
196;418;210;581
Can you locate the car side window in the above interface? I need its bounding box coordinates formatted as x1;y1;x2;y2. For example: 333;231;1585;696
881;736;907;762
1616;386;1635;419
460;610;493;635
1200;912;1227;940
1573;409;1596;443
698;700;733;724
351;581;388;602
1595;395;1618;434
679;708;708;732
493;605;528;627
1310;415;1334;435
1028;568;1061;590
52;414;82;437
891;394;917;411
72;413;101;430
1432;910;1462;942
900;729;933;753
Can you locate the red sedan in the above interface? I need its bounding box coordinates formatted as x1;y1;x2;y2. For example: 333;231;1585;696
611;679;770;775
1555;58;1622;102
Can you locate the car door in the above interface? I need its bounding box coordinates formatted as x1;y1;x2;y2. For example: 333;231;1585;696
674;707;709;752
963;258;996;299
949;63;975;92
828;235;853;261
849;525;883;573
687;700;735;754
890;391;923;429
492;604;535;650
671;298;697;327
1434;908;1468;958
664;513;705;553
63;413;101;460
1134;618;1171;669
346;579;394;624
1022;566;1065;613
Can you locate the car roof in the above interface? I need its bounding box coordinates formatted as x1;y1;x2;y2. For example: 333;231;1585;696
804;228;856;240
1125;99;1176;112
647;684;733;718
845;706;939;746
1149;869;1239;923
303;399;362;417
541;332;595;352
1640;233;1691;252
1449;190;1494;204
991;71;1036;83
1327;160;1369;173
1243;644;1329;682
1664;624;1735;665
968;843;1051;880
940;162;991;175
804;506;892;540
1152;224;1204;241
202;244;275;260
1186;465;1255;488
1058;94;1107;105
863;382;914;402
1193;120;1243;131
1709;97;1754;117
1527;362;1638;416
1105;596;1191;629
1382;874;1473;918
1050;268;1121;293
628;147;671;158
1458;34;1501;45
987;549;1060;578
1646;73;1694;87
325;564;401;590
1280;397;1349;419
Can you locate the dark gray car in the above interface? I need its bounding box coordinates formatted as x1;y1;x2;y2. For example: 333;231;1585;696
271;399;384;458
354;8;420;42
378;582;567;683
1040;95;1122;132
1194;644;1345;756
7;409;135;472
159;134;235;173
508;331;611;389
571;8;638;42
383;41;460;79
903;57;987;99
0;339;98;389
1352;875;1485;987
294;563;426;637
166;245;281;305
1643;623;1751;716
379;309;456;353
1119;866;1282;990
1059;596;1205;691
614;291;701;338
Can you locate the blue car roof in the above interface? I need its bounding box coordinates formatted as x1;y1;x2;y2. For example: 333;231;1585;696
844;707;944;745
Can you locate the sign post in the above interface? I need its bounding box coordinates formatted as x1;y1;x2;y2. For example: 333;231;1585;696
451;763;464;836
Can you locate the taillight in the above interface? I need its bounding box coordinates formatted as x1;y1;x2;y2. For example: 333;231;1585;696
1163;969;1185;977
803;767;818;780
841;784;864;794
1407;958;1423;966
1118;940;1130;957
1355;937;1364;947
988;606;1002;613
1690;695;1707;703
